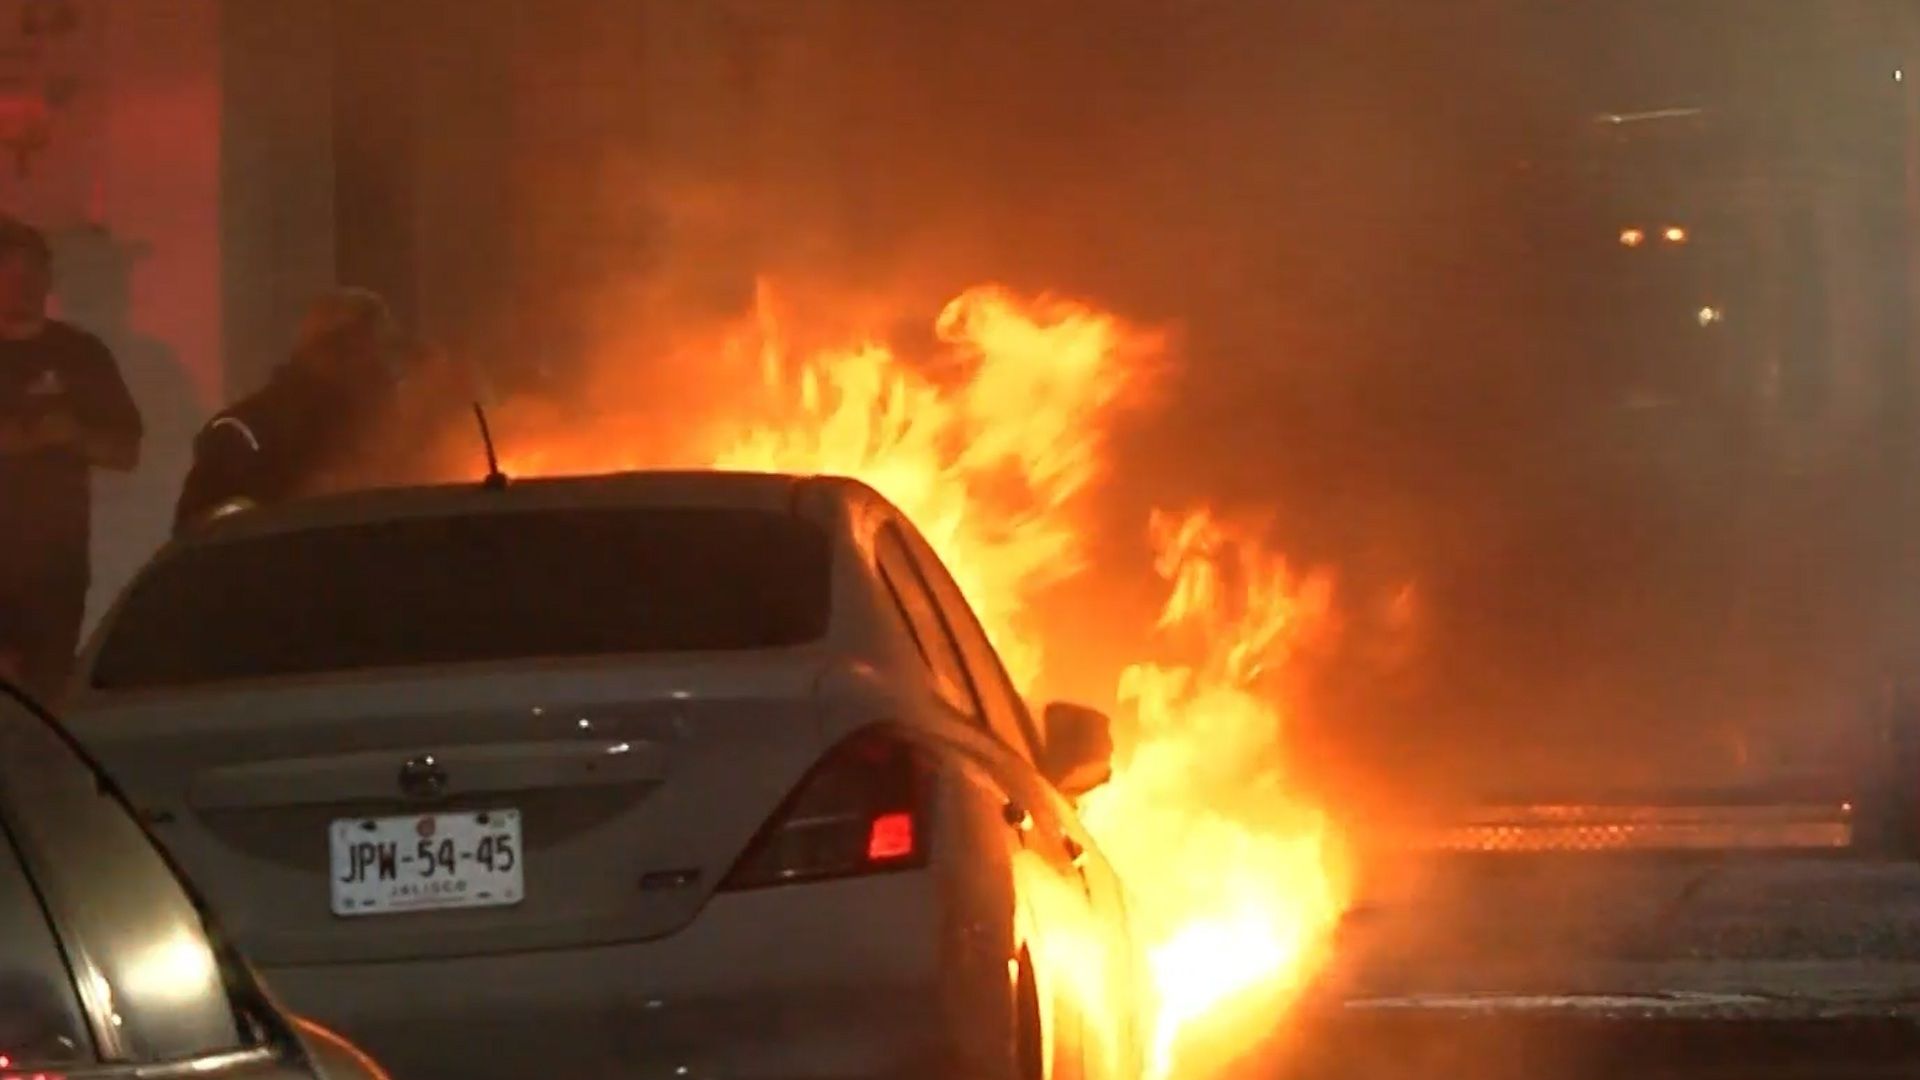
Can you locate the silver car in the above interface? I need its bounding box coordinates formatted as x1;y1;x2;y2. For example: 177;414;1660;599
66;470;1143;1080
0;684;389;1080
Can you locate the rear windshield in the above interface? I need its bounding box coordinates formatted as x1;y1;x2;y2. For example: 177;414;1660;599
93;506;832;690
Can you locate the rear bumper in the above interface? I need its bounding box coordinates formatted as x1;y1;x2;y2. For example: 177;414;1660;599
262;870;998;1080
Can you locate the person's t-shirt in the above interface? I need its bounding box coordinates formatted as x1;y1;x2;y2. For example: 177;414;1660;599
0;321;142;586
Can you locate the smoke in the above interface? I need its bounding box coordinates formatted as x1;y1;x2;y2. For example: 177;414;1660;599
406;1;1920;797
324;4;1920;1075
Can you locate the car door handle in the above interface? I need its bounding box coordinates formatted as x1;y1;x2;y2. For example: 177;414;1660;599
1003;800;1033;832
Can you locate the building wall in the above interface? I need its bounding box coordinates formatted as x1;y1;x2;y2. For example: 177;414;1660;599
407;0;515;370
219;0;333;398
0;0;223;630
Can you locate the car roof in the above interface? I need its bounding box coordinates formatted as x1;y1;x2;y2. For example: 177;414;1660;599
177;469;878;545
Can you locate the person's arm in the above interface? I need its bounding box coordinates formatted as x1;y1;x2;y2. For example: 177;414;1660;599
173;419;263;536
63;334;142;471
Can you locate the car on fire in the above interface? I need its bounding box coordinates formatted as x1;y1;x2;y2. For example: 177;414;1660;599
61;470;1144;1080
0;683;390;1080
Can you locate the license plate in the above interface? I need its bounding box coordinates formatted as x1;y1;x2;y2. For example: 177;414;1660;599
329;809;524;916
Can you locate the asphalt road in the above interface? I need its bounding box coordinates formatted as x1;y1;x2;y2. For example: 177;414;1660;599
1225;856;1920;1079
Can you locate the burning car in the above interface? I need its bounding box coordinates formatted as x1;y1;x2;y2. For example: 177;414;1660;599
60;469;1144;1080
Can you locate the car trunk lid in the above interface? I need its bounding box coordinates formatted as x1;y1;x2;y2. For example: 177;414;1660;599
63;652;835;966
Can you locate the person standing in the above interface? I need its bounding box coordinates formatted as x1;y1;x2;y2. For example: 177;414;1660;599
0;218;142;702
173;287;409;533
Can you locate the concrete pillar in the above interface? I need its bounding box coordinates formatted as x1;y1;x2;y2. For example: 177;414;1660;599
409;0;516;371
331;0;418;332
218;0;334;395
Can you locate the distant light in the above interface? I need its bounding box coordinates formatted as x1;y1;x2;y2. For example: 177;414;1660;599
1697;305;1723;327
1663;226;1688;244
1897;68;1906;83
1618;227;1646;248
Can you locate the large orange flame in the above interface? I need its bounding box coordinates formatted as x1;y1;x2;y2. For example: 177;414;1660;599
714;283;1146;688
448;282;1350;1078
1082;508;1347;1078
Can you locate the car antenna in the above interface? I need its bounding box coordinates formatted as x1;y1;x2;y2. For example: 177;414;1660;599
473;401;509;490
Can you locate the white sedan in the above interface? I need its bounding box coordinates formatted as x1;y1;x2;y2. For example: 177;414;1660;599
65;470;1144;1080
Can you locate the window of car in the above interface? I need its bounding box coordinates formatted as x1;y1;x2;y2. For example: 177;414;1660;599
0;693;255;1066
92;506;833;690
894;524;1045;763
875;525;980;717
0;817;92;1068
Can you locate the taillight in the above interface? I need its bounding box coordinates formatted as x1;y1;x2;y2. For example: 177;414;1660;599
721;730;932;890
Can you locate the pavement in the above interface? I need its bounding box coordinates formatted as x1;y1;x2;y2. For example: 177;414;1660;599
1236;854;1920;1078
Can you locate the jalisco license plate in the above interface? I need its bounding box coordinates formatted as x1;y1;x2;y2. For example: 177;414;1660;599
329;809;524;916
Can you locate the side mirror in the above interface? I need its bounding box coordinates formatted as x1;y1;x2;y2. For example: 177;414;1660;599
1041;702;1113;798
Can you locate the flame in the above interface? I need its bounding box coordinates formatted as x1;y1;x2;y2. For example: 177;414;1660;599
453;283;1350;1077
1082;508;1347;1078
714;283;1146;687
